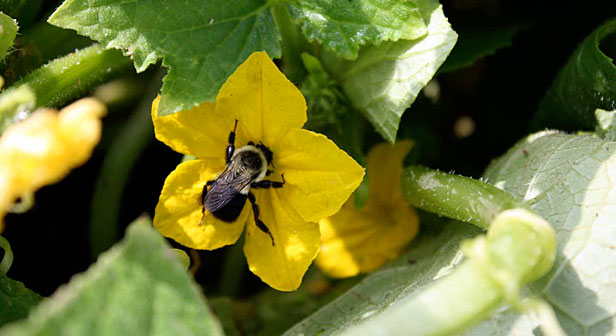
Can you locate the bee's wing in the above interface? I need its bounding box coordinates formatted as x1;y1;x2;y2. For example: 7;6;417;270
204;166;254;213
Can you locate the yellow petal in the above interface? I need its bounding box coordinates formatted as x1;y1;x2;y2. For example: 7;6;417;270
151;96;228;160
153;159;246;250
315;140;419;278
275;128;365;222
0;98;105;231
367;140;414;204
57;98;106;168
1;110;66;190
316;197;419;278
215;51;307;148
243;189;320;291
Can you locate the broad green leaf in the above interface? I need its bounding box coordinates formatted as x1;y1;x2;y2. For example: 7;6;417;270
284;220;481;335
48;0;281;116
321;0;457;142
287;0;427;60
472;130;616;334
0;275;43;327
438;25;520;73
0;12;18;62
0;218;224;336
532;19;616;131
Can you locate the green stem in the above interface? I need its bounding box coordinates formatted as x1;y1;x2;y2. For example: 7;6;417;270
340;209;558;336
0;235;13;274
529;299;566;336
401;165;521;229
0;44;132;134
88;70;163;259
270;3;309;83
17;43;132;109
2;21;92;82
219;235;246;297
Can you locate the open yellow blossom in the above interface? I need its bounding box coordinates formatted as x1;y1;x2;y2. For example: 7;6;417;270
316;140;419;278
152;52;364;291
0;98;106;232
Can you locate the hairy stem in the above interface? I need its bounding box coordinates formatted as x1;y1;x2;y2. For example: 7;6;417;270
340;209;558;336
402;165;521;229
0;44;132;134
270;3;309;83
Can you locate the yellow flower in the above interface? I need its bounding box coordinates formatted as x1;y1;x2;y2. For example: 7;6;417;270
0;98;105;231
316;140;419;278
152;52;364;291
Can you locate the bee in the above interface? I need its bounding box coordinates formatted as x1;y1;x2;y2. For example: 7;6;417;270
200;120;284;246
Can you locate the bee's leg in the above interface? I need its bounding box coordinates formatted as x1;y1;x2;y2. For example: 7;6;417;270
198;180;215;226
250;174;285;189
248;192;275;246
226;119;238;164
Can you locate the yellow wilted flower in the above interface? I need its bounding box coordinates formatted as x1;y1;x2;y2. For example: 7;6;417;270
0;98;106;231
152;52;364;291
316;140;419;278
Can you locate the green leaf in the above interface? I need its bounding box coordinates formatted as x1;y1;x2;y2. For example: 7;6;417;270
532;19;616;131
48;0;281;116
0;12;18;62
284;221;481;335
438;25;520;73
287;0;427;60
0;218;224;336
321;0;457;142
474;130;616;334
0;275;43;327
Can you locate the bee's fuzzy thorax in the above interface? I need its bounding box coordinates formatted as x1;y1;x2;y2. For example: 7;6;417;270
233;145;269;188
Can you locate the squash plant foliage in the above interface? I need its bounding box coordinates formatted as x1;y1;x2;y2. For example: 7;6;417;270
0;0;616;335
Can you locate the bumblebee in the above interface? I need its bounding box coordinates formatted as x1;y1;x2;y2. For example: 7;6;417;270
200;120;284;245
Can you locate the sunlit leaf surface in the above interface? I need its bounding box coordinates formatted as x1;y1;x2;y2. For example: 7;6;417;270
48;0;281;116
469;131;616;334
0;218;224;336
321;0;457;142
287;0;427;59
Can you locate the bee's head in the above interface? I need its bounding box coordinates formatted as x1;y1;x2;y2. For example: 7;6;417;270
239;150;263;172
255;143;274;165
